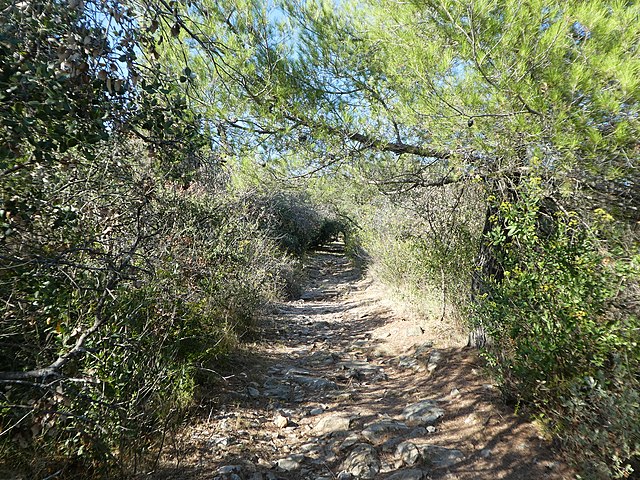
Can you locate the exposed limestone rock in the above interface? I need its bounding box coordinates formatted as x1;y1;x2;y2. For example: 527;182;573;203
276;454;305;471
361;420;410;443
427;350;444;372
314;414;352;435
402;400;444;427
386;469;425;480
273;412;289;428
341;443;381;479
288;374;338;390
396;441;421;466
420;445;465;468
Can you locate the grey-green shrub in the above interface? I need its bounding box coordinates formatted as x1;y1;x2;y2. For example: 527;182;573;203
0;139;294;477
344;185;482;321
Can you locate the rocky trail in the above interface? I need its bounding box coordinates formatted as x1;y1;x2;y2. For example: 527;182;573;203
149;245;573;480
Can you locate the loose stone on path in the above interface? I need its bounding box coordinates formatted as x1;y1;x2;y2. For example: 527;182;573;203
314;414;352;436
340;443;380;479
361;419;410;444
153;246;574;480
402;400;444;427
386;469;426;480
421;445;465;468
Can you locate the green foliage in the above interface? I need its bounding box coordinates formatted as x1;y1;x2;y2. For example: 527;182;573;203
0;136;296;476
0;0;205;173
334;180;482;326
475;178;640;478
244;190;325;256
1;0;112;164
0;2;304;472
228;163;348;257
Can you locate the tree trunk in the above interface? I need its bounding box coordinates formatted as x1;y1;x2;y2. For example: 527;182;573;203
467;203;504;349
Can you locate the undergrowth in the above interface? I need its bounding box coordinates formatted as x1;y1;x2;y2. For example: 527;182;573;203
474;178;640;478
0;140;333;478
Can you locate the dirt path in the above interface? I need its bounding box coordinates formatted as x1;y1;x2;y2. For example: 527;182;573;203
149;246;573;480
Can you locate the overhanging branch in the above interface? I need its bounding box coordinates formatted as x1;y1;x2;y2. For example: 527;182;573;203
281;112;452;160
344;130;452;159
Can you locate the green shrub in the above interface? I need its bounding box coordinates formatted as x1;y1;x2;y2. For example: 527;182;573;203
475;178;640;478
0;139;295;477
238;189;344;256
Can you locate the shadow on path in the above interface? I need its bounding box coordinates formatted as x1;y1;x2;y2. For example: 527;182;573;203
145;244;574;480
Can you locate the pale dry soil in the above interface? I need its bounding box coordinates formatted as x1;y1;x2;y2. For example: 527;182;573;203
147;245;574;480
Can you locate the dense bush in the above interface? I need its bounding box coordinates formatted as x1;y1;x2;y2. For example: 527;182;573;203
474;177;640;478
0;138;297;477
233;186;346;257
242;191;323;255
0;0;325;475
